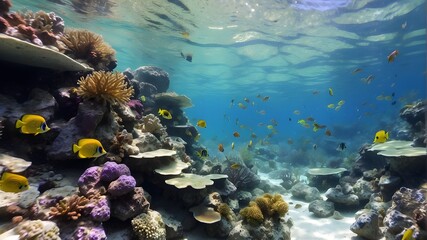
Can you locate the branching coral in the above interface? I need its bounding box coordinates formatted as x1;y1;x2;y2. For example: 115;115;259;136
240;193;289;226
49;195;89;220
75;71;134;105
61;29;116;70
135;113;168;139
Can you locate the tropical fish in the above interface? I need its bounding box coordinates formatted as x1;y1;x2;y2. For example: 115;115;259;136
238;103;247;109
262;96;270;102
233;131;240;137
352;68;363;74
387;50;399;62
336;142;347;151
243;97;250;103
335;105;342;111
218;144;224;152
181;31;190;39
401;21;407;29
328;88;334;96
376;95;385;101
267;125;274;130
312;90;320;95
230;163;241;169
158;108;172;119
257;110;266;115
197;149;209;158
373;130;389;143
251;132;257;138
325;129;332;136
256;94;262;99
231;142;235;150
313;144;317;150
15;114;50;135
384;96;393;101
248;140;253;148
293;110;301;115
361;75;375;84
197;120;207;128
327;104;335;109
297;119;306;125
401;228;414;240
180;52;192;62
306;117;315;122
72;138;107;159
0;172;29;193
139;95;146;102
338;100;345;106
230;99;235;107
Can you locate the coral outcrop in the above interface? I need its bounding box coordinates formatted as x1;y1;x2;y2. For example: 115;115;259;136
131;210;167;240
240;193;288;226
76;71;134;105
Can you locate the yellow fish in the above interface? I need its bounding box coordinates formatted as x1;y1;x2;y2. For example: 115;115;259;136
248;140;253;148
402;228;414;240
181;31;190;39
139;95;146;102
230;163;241;169
197;120;207;128
158;108;172;119
15;114;50;135
327;104;335;109
196;149;208;158
267;125;274;130
373;130;389;143
293;110;301;115
238;103;247;109
0;172;29;193
338;100;345;106
328;88;334;96
231;142;235;150
335;105;342;111
297;119;306;125
72;138;107;158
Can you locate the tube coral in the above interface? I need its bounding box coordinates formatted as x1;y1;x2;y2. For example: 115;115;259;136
75;71;134;105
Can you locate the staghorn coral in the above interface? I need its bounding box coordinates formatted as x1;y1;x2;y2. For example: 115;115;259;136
61;28;116;70
49;195;89;220
75;71;134;105
240;193;289;226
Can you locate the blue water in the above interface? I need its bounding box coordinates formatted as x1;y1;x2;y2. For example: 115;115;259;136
11;0;426;157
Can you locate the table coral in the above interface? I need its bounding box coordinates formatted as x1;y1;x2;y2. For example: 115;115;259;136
75;71;134;105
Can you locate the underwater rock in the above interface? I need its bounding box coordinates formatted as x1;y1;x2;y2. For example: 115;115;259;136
350;210;383;240
132;131;162;153
110;187;150;221
212;178;237;197
400;101;426;143
107;175;136;197
389;187;426;218
236;191;252;206
31;186;78;220
353;177;378;201
364;193;391;215
290;182;321;202
133;66;170;93
378;174;401;201
78;166;104;197
0;153;31;173
206;218;233;238
100;161;131;182
138;81;159;97
308;200;335;218
159;210;184;240
73;222;107;240
227;218;292;240
89;195;110;222
325;185;359;207
383;210;414;236
17;187;40;208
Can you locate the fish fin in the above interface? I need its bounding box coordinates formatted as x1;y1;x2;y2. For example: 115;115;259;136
78;152;87;158
15;119;24;129
72;144;80;153
386;132;389;139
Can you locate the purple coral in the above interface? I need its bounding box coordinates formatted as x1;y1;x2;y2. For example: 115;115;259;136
73;224;107;240
107;175;136;197
78;166;103;197
128;99;144;119
90;195;110;222
100;161;130;182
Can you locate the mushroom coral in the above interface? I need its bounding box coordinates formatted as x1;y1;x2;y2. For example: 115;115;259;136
240;193;288;226
61;29;116;70
75;71;134;105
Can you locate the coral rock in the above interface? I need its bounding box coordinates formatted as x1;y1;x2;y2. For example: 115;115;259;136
131;210;167;240
107;175;136;197
89;195;110;222
133;66;170;93
100;161;130;182
73;223;107;240
78;166;104;197
111;187;150;221
350;210;383;240
308;200;335;218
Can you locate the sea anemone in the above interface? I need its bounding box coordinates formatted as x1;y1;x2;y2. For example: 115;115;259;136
75;71;134;105
60;29;116;70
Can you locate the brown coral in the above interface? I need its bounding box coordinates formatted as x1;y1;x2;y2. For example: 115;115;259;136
239;193;289;225
75;71;134;105
49;195;89;220
216;203;234;222
61;29;116;70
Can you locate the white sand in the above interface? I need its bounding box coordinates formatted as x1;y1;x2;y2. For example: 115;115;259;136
259;173;362;240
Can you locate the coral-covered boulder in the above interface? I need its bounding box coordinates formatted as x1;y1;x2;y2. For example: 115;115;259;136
131;210;166;240
111;187;150;221
350;210;383;240
107;175;136;197
290;182;321;202
78;166;104;197
325;185;359;207
89;195;110;222
73;222;107;240
308;200;335;218
133;66;170;93
100;161;131;182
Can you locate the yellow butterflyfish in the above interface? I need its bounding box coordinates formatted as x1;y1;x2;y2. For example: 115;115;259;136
72;138;107;158
158;108;172;119
0;172;29;193
15;114;50;135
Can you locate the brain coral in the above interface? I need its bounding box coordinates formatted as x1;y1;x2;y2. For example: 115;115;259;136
75;71;134;105
131;210;166;240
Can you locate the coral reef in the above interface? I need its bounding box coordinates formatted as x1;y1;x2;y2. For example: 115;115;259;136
75;71;134;105
49;194;89;220
223;164;260;190
61;29;116;70
240;193;288;226
0;220;60;240
131;210;167;240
